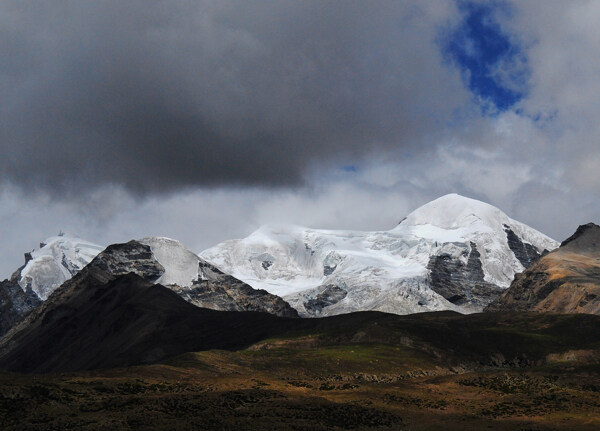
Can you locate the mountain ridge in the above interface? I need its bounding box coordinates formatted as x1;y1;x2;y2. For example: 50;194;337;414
0;194;560;330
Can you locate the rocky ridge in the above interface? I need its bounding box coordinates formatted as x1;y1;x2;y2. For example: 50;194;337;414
0;236;297;338
83;239;299;318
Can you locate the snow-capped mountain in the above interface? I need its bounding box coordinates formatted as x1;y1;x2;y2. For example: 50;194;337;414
200;194;559;317
17;234;104;300
0;233;103;336
139;237;205;287
1;234;297;337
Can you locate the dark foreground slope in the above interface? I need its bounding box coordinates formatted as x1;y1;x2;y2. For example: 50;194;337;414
487;223;600;314
1;311;600;430
1;260;600;374
0;267;599;429
0;270;300;373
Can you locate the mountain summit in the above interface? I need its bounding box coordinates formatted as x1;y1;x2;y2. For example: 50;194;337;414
0;234;103;336
398;193;512;230
559;222;600;249
201;194;558;316
16;234;103;300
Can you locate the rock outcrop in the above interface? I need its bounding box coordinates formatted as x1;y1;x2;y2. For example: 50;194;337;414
0;268;41;337
172;261;298;317
427;242;504;309
503;224;545;268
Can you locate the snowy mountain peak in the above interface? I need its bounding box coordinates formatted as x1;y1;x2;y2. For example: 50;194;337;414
398;194;507;230
17;234;103;300
393;194;556;252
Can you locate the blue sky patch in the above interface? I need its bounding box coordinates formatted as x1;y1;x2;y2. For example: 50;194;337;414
442;1;529;113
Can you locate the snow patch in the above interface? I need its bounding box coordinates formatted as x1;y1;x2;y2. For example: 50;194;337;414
138;237;202;287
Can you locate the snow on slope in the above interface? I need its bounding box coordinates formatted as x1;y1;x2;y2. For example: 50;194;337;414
393;194;558;287
200;194;559;317
138;237;202;287
17;234;103;300
14;234;248;301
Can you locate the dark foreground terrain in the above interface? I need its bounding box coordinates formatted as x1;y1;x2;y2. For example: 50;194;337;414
1;311;599;430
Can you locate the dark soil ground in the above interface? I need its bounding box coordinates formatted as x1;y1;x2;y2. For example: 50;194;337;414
1;311;599;430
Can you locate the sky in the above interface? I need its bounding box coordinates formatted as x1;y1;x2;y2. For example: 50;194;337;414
1;0;600;278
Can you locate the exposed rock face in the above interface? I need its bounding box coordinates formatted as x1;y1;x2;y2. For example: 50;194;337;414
323;265;336;276
86;241;165;282
254;253;274;271
504;224;543;268
486;223;600;314
304;285;348;316
427;242;504;309
171;261;298;317
322;252;343;277
0;270;41;337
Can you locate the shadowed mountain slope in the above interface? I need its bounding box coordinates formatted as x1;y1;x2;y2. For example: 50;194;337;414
1;259;599;374
0;270;298;373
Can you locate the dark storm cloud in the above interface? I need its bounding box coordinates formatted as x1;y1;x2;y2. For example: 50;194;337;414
0;0;466;194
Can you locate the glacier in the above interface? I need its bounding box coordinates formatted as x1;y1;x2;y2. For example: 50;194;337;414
200;194;559;317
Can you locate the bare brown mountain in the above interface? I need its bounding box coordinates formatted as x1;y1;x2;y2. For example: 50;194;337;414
486;223;600;314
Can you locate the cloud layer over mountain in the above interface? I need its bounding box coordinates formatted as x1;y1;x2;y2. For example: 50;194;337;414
2;1;600;277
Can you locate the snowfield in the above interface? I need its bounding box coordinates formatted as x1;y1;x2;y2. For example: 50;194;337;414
200;194;558;316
